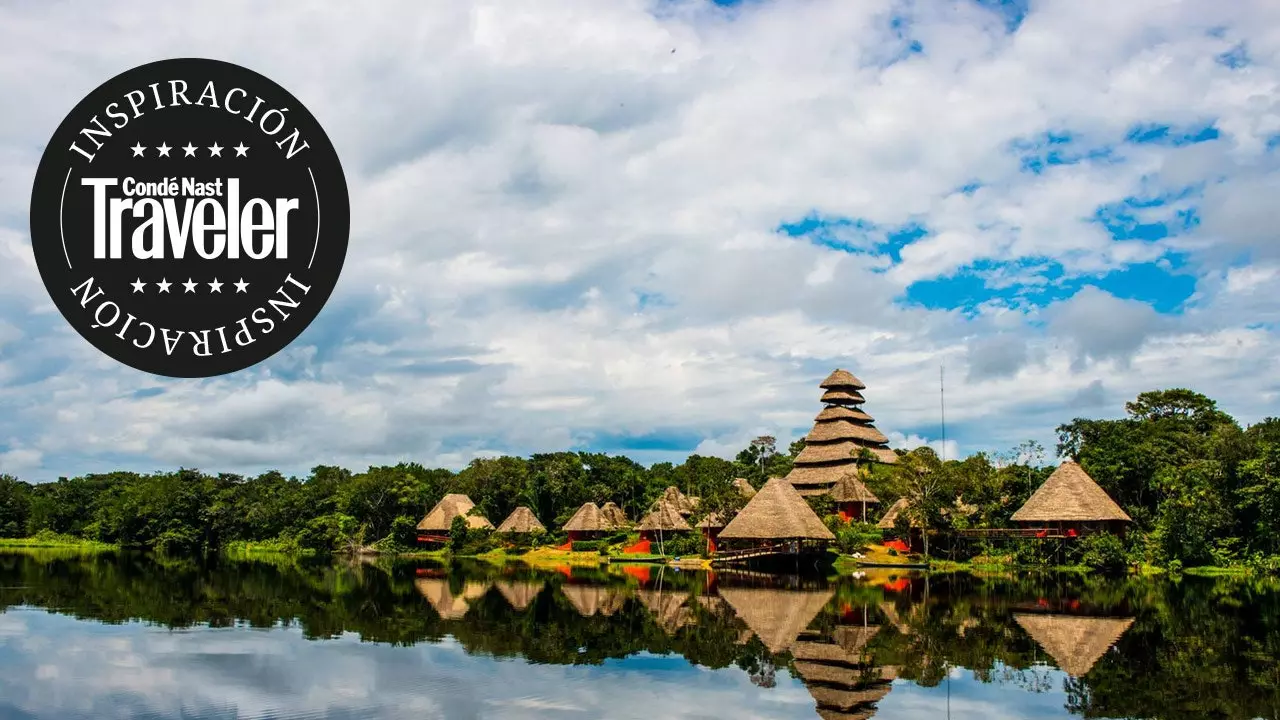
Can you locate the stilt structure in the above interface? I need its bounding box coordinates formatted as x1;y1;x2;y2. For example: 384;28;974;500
416;494;494;544
1010;460;1132;537
787;369;897;498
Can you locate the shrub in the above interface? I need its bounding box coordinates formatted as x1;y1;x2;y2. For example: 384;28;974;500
448;516;469;553
1078;533;1129;575
654;533;701;557
391;516;418;547
572;540;603;552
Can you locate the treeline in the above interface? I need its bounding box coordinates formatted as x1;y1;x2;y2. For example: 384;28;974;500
1;387;1277;567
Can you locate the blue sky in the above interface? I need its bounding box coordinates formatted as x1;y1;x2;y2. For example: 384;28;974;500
1;0;1279;481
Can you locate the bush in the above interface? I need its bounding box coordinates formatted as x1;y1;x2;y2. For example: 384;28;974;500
572;540;603;552
1012;538;1052;567
391;516;418;547
449;516;470;553
832;521;882;555
1078;533;1129;575
653;533;701;557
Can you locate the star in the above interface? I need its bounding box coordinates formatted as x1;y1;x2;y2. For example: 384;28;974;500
233;278;249;293
157;142;171;157
182;278;197;293
183;142;197;157
208;142;223;157
234;142;249;157
156;278;172;293
208;278;223;293
131;143;146;157
131;278;145;293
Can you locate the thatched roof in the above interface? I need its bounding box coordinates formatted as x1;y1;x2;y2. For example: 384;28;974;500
561;584;627;617
793;626;882;667
416;494;494;532
562;502;610;533
1010;460;1132;523
1013;614;1135;677
820;389;866;405
637;589;695;634
809;686;893;714
696;512;725;529
806;421;889;445
600;501;630;528
637;501;693;532
795;440;882;465
719;477;836;541
732;477;757;498
495;579;544;610
829;472;879;504
718;586;835;653
495;506;546;534
787;464;861;490
656;486;698;515
820;368;867;390
876;498;920;529
816;406;874;423
414;578;492;619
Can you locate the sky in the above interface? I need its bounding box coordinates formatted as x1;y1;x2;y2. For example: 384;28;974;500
1;0;1279;482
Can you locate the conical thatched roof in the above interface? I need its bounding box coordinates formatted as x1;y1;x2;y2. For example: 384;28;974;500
820;389;866;405
655;486;698;515
563;502;610;533
719;586;835;653
816;406;874;423
600;501;630;528
732;477;757;498
696;512;725;529
795;441;882;465
1013;614;1135;677
829;472;879;504
719;477;836;541
561;584;627;617
414;578;492;619
637;501;693;532
495;579;544;610
1010;460;1132;523
821;368;867;390
876;497;919;529
495;506;546;534
806;421;889;445
416;494;494;532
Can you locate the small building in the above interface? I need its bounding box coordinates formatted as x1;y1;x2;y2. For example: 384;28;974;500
785;369;898;498
636;500;693;542
696;512;726;554
657;486;699;515
1010;460;1132;537
416;493;494;544
717;477;836;552
562;502;611;541
600;501;630;529
876;497;922;552
830;471;879;523
495;506;546;536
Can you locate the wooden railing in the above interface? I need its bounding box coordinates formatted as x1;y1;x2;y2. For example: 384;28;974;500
955;527;1100;539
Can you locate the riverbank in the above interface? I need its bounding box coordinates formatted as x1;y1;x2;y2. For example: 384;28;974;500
0;533;118;552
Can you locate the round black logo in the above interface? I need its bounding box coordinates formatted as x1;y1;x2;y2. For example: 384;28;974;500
29;58;350;378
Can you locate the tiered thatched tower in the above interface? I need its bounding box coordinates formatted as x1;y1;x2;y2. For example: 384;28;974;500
786;369;897;497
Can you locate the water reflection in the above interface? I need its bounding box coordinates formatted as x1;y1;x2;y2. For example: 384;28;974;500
1;551;1277;719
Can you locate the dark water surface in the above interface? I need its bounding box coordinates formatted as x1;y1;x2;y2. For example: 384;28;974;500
2;551;1279;719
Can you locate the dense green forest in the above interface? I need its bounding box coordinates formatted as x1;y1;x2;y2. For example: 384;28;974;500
0;388;1277;568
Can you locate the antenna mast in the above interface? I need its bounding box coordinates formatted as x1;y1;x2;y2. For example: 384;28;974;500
940;364;947;462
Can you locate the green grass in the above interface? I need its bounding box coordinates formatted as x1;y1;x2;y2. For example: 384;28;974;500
0;533;118;551
222;539;315;556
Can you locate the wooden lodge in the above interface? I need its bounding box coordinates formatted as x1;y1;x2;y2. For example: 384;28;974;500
416;493;494;544
830;470;878;523
715;477;836;563
494;506;546;536
785;369;897;499
636;500;693;542
562;502;612;541
1007;460;1132;538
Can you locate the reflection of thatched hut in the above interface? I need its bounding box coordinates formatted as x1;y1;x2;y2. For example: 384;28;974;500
830;471;879;523
495;506;546;535
732;478;757;499
414;578;492;620
494;580;544;610
1010;460;1132;535
562;502;611;541
718;477;836;548
636;501;693;541
786;369;898;498
1013;613;1135;677
560;583;627;617
718;586;835;653
637;589;695;635
792;624;893;717
600;501;630;529
416;494;494;541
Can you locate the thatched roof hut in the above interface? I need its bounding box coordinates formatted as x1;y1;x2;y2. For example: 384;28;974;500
637;501;693;533
416;494;494;532
718;477;836;542
876;498;920;530
561;583;627;617
655;486;699;515
718;586;835;653
1010;460;1132;524
495;580;544;610
732;477;757;498
830;472;879;505
785;368;898;497
1013;613;1135;677
495;506;546;534
562;502;610;534
696;512;725;529
600;501;630;528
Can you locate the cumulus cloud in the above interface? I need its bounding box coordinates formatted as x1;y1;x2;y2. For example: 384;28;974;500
0;0;1278;481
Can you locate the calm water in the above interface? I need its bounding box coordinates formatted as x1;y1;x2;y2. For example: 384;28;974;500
1;552;1279;719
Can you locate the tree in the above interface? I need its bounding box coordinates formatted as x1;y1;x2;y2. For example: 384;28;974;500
892;448;950;558
0;475;31;538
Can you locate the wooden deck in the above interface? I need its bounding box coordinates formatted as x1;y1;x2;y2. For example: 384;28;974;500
956;527;1100;539
710;541;829;566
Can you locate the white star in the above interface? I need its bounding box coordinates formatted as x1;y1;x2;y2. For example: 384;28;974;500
131;143;146;157
182;142;197;157
131;278;145;293
233;142;249;157
208;278;223;293
208;142;223;157
156;278;172;293
233;278;249;293
157;142;171;157
182;278;197;293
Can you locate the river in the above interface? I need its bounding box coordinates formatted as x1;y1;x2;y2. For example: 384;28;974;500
1;550;1277;719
